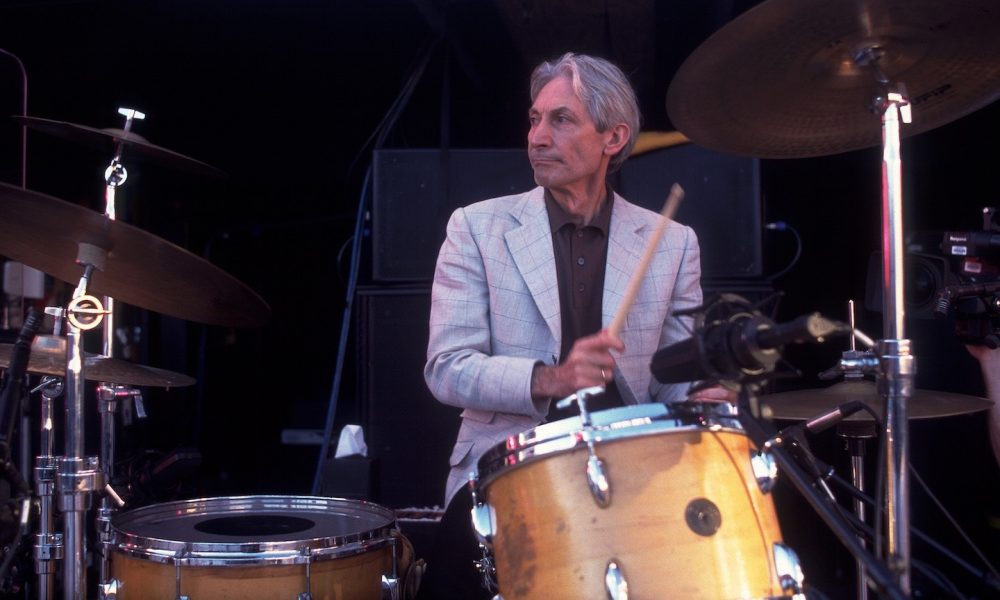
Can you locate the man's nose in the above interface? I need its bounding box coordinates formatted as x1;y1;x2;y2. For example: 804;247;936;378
528;122;550;147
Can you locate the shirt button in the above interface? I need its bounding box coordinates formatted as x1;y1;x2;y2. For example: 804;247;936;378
577;284;585;292
576;231;584;238
577;257;585;266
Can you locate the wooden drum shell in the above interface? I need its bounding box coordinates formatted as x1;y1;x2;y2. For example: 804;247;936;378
482;425;787;599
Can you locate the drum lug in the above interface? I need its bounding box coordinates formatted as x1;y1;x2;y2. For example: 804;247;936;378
380;574;400;600
98;578;121;600
586;451;611;507
773;542;805;595
468;473;496;544
604;559;629;599
751;448;778;493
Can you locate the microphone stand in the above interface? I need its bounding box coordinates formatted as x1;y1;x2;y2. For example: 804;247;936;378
735;387;907;600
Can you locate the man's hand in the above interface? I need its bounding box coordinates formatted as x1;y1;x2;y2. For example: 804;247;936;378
690;385;738;404
531;329;624;400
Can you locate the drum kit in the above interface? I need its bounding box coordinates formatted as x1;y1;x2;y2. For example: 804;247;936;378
467;1;1000;600
0;109;416;599
2;1;1000;599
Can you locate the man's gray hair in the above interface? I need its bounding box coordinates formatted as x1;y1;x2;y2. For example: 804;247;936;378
530;52;641;173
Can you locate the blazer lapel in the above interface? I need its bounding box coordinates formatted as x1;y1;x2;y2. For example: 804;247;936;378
603;196;646;329
604;197;651;403
505;188;561;343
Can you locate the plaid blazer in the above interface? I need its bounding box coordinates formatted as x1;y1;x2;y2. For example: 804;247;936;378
424;186;703;505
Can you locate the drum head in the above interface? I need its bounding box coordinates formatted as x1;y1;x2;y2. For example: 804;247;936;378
112;495;396;565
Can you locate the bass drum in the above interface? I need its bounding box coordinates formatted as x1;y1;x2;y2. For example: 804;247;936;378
111;495;414;600
474;403;803;599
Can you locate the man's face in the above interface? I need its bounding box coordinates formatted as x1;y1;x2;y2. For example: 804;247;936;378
528;76;612;192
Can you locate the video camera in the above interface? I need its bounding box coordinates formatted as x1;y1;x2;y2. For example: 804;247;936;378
867;207;1000;348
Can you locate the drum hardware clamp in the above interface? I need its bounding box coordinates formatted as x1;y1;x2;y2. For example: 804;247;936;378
467;474;500;596
556;386;611;507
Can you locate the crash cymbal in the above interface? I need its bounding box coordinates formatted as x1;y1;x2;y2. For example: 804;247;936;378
667;0;1000;158
0;336;194;388
760;379;992;421
12;116;224;177
0;182;270;328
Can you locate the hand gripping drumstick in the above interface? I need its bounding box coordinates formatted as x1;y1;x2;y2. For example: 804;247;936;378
607;183;685;337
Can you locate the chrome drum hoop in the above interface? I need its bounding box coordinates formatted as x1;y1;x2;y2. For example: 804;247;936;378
111;495;397;567
475;402;745;487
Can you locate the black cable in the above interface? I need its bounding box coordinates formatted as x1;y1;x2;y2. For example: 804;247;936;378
765;221;803;281
909;464;1000;584
827;465;1000;592
832;491;972;599
851;403;999;585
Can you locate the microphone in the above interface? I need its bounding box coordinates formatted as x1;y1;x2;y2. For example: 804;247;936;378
793;400;867;435
0;308;42;454
650;309;848;385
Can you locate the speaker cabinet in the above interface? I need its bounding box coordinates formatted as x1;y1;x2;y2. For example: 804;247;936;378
372;146;763;282
372;149;536;282
356;287;460;508
617;145;762;279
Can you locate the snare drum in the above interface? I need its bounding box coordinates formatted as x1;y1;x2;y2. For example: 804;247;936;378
473;403;803;599
110;495;409;600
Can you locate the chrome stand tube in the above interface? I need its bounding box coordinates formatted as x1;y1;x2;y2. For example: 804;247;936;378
34;455;60;600
34;378;62;600
878;94;914;592
97;387;117;586
839;422;877;600
61;327;90;600
96;108;142;587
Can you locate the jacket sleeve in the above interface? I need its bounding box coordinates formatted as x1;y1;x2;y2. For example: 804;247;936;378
423;206;549;419
649;223;703;403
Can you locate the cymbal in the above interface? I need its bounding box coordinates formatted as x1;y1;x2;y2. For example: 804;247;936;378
0;182;270;328
0;336;195;388
760;379;992;421
12;116;224;177
667;0;1000;158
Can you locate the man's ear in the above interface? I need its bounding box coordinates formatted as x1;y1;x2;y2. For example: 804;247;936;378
605;124;630;155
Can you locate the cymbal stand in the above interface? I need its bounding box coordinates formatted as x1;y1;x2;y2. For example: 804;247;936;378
821;299;879;600
33;370;63;600
96;107;144;590
859;47;917;591
838;419;878;599
57;256;108;600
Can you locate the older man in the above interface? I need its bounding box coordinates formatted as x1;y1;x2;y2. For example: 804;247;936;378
420;52;712;598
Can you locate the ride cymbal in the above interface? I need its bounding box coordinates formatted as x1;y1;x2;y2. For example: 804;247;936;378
0;182;270;328
13;115;224;177
667;0;1000;158
0;336;195;388
760;379;992;421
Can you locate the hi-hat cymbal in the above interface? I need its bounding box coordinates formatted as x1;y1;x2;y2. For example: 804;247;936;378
760;379;992;421
0;182;270;328
0;336;194;388
667;0;1000;158
12;116;224;177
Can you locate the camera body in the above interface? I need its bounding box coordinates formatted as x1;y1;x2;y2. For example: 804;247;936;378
938;208;1000;347
866;208;1000;347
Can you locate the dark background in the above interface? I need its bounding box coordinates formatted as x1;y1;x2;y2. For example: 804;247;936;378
0;0;998;597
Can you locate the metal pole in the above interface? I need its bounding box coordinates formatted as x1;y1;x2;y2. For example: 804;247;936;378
879;95;915;592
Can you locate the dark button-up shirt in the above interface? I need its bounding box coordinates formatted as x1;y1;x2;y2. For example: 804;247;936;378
544;187;624;419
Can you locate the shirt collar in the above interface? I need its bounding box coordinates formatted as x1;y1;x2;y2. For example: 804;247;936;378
544;186;614;235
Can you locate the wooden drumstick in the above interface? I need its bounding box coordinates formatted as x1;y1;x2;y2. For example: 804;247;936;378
607;183;685;337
